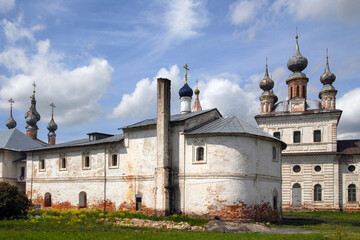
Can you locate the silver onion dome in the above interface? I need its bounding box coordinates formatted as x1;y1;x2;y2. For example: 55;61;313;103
47;118;58;132
287;35;308;73
259;60;274;91
6;115;16;129
320;49;336;85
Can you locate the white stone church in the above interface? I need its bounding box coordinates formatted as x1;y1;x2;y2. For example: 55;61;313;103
255;35;360;211
0;35;358;222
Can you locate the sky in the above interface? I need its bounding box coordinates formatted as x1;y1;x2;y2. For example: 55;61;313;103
0;0;359;143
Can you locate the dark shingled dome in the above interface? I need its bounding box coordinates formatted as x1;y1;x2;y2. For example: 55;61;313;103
179;83;193;98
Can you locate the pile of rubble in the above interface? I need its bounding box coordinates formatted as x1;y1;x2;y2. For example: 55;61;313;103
100;217;205;231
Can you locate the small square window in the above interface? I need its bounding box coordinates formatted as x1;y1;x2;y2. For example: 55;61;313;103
314;130;321;142
293;131;301;143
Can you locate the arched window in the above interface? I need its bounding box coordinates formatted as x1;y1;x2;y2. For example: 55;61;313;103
196;147;204;161
290;86;293;99
61;157;66;169
272;146;277;160
273;189;278;210
79;191;87;208
314;184;322;201
44;192;51;207
348;184;356;202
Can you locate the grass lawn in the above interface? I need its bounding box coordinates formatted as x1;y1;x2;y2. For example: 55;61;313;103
0;210;359;239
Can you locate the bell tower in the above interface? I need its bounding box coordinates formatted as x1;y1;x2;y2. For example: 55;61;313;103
286;34;309;112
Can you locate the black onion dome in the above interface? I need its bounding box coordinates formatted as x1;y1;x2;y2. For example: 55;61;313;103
179;83;193;98
287;35;308;73
47;118;58;132
259;64;274;91
5;115;16;129
320;52;336;85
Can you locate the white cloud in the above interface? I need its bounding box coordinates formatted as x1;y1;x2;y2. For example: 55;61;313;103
229;0;360;41
337;88;360;139
0;0;15;13
230;0;260;25
110;64;289;126
0;18;113;126
274;0;360;23
110;65;182;120
1;14;45;43
164;0;208;41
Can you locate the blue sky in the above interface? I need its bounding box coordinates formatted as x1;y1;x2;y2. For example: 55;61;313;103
0;0;359;143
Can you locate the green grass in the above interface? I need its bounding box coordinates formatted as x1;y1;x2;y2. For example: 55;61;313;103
0;210;359;239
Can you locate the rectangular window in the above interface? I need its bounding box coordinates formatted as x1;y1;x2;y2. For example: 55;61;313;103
314;130;321;142
39;159;45;170
60;157;67;169
20;167;25;180
82;154;91;170
273;132;280;139
109;154;119;168
293;131;301;143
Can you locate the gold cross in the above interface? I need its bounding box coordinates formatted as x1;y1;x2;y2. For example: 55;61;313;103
184;63;189;84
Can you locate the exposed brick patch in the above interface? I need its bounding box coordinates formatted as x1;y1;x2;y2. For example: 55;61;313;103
91;199;116;211
118;201;156;215
201;200;280;222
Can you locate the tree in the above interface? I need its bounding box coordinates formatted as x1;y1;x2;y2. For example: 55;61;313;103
0;182;31;219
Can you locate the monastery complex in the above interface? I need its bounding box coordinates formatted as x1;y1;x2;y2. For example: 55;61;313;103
0;35;359;221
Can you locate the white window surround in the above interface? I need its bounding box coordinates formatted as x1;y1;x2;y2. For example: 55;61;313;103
192;138;207;164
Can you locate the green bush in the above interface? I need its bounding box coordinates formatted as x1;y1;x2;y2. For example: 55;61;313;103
0;182;31;219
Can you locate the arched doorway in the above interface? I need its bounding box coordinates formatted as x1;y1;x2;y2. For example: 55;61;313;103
79;191;87;208
292;183;302;207
44;192;51;207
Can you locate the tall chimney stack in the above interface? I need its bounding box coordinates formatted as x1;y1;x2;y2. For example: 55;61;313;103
155;78;172;216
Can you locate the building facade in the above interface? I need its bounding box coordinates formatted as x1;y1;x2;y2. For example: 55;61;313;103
1;75;284;221
255;35;360;211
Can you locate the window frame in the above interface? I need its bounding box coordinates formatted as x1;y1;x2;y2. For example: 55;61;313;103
109;153;119;168
313;130;321;142
348;184;356;202
272;146;278;162
273;131;280;140
314;184;322;202
192;138;207;164
59;153;67;171
293;131;301;143
82;152;91;170
39;158;46;171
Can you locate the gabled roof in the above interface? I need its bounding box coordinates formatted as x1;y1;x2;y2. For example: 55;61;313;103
184;116;286;148
0;128;46;151
121;108;221;130
29;134;124;151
